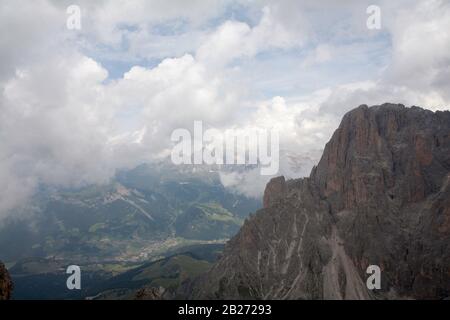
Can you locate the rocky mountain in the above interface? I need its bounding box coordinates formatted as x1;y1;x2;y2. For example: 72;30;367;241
0;262;13;300
193;103;450;300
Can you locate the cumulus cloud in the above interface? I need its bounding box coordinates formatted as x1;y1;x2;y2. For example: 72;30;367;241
196;4;307;67
0;54;113;214
317;0;450;114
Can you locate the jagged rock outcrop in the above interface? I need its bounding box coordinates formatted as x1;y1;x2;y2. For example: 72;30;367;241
263;176;287;208
193;103;450;300
0;262;13;300
134;286;167;300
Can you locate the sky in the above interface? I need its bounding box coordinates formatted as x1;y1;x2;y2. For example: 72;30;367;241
0;0;449;218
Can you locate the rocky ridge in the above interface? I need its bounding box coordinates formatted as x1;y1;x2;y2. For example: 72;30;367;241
0;262;13;300
192;103;450;299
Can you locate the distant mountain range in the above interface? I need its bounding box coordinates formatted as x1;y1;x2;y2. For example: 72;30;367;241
0;160;261;299
0;161;260;263
193;104;450;300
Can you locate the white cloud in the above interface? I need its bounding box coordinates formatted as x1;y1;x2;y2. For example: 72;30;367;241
0;53;114;216
301;44;333;68
217;95;338;197
315;0;450;115
196;4;307;68
70;0;226;45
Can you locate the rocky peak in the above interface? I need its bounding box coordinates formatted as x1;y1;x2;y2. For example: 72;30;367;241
0;262;13;300
263;176;287;208
193;104;450;300
312;103;450;211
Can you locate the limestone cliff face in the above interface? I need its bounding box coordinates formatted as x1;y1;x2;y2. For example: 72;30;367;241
263;176;287;209
193;104;450;300
0;262;13;300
